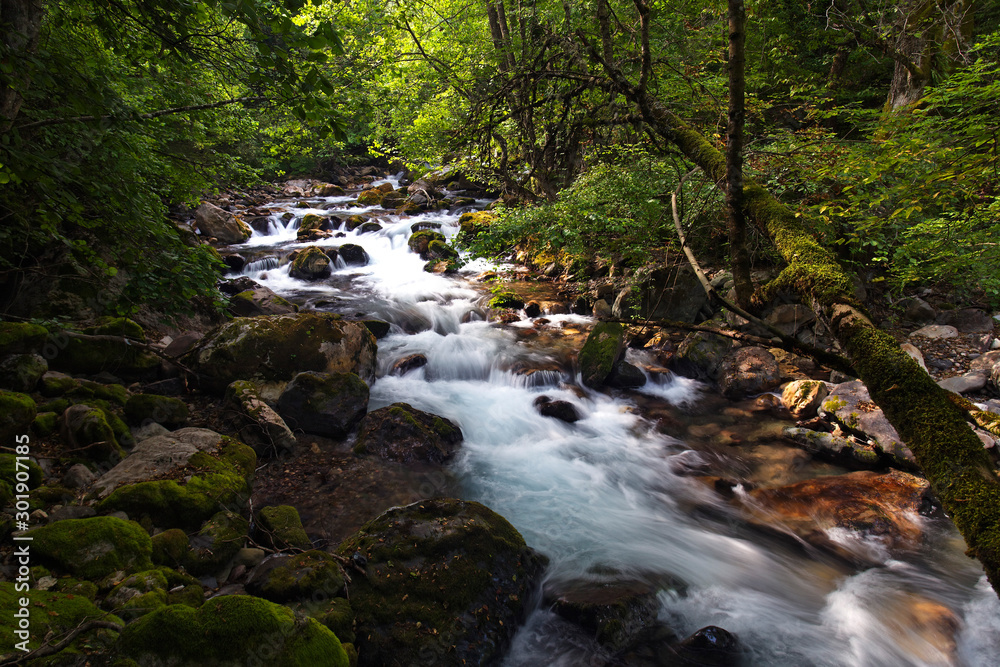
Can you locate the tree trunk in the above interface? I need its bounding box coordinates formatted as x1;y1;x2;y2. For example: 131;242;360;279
0;0;45;129
726;0;752;310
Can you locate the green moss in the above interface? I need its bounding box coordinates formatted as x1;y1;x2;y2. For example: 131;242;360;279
257;505;311;550
356;189;384;206
32;411;58;436
0;582;122;658
184;510;249;575
488;291;524;310
40;373;81;397
407;230;445;257
167;583;205;608
28;516;153;580
0;321;49;355
292;597;355;644
151;528;190;566
0;389;36;441
247;550;344;602
124;394;189;429
30;484;74;506
62;404;125;462
0;452;43;488
53;320;159;379
39;397;70;414
115;595;349;667
84;381;129;406
105;569;170;621
54;577;100;599
578;322;625;389
97;438;256;530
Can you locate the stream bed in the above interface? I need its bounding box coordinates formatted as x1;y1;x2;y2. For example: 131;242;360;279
227;181;1000;666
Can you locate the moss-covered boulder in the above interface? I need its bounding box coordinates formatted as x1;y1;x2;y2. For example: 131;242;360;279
39;370;81;397
32;410;58;435
60;403;125;463
28;516;152;579
407;230;445;260
818;380;916;470
356;188;384;206
672;329;736;381
114;595;349;667
228;285;297;317
256;505;311;550
354;402;462;464
246;550;344;602
488;291;524;310
339;243;369;265
185;510;249;576
50;318;159;379
95;429;256;530
578;322;627;389
0;353;47;392
457;210;494;238
291;597;355;644
276;371;369;438
0;452;43;489
0;321;48;356
337;498;546;667
0;582;122;660
104;568;171;621
289;245;333;281
124;393;189;429
225;380;297;457
549;580;660;651
151;528;190;567
189;313;378;394
0;389;36;441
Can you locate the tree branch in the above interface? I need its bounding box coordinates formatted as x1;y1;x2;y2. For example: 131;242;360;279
15;96;269;131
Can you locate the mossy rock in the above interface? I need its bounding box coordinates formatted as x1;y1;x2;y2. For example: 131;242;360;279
353;402;462;465
0;321;49;356
39;397;70;415
276;371;370;439
60;403;125;463
51;319;159;379
337;498;546;667
457;210;494;239
0;353;48;392
189;313;378;393
114;595;349;667
0;452;43;489
30;484;74;506
488;291;524;310
407;230;446;259
290;597;356;644
79;380;129;406
0;582;123;660
0;389;36;442
124;394;189;429
28;516;153;580
39;371;81;397
256;505;311;550
356;189;385;206
104;569;171;622
97;437;256;531
426;239;459;262
32;411;58;436
185;510;249;576
578;322;626;389
151;528;190;566
289;245;333;281
245;550;345;603
53;577;99;600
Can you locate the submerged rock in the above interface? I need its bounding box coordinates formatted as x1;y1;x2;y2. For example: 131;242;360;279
533;395;581;423
337;498;546;667
548;579;660;651
354;402;462;464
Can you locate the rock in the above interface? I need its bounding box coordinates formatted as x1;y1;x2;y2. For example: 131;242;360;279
103;569;175;621
717;347;780;399
902;297;936;323
358;221;383;234
222;253;246;272
671;330;735;381
783;427;881;469
740;470;931;558
781;380;829;419
390;353;428;376
635;264;707;323
938;371;987;394
94;428;256;530
163;331;205;358
0;321;48;356
354;402;462;464
524;301;542;318
194;202;252;244
337;498;546;667
937;308;994;333
51;318;159;379
533;396;581;423
246;550;344;602
0;353;47;392
592;298;612;320
489;291;524;310
0;389;36;441
457;210;494;238
115;595;349;667
910;324;959;339
578;322;627;389
407;230;446;259
672;626;742;666
140;377;187;396
28;516;152;579
360;319;391;339
339;243;369;265
131;421;170;442
819;380;916;469
970;350;1000;373
289;245;332;281
549;579;660;651
606;360;647;389
124;394;189;429
151;529;190;566
219;276;261;296
189;313;378;394
900;343;927;371
47;505;97;523
255;505;311;550
356;188;384;206
228;286;297;317
318;183;346;196
224;380;297;457
276;371;369;438
60;403;124;463
765;304;817;336
38;370;78;396
185;510;249;576
62;463;97;489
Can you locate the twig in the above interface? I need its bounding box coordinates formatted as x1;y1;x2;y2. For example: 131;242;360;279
0;619;124;666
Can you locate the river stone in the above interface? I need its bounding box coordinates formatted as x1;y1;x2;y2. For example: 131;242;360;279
246;550;344;602
937;308;994;333
408;230;445;259
781;380;829;419
533;395;581;423
390;353;428;376
224;380;296;457
289;245;332;281
717;347;780;399
606;359;647;389
635;264;707;323
339;243;369;265
578;322;626;389
910;324;959;339
194;202;252;244
937;371;987;394
337;498;546;667
276;371;369;438
28;516;153;580
62;463;97;489
60;403;124;463
783;427;881;469
765;304;817;336
671;330;735;381
819;380;916;469
228;286;296;317
548;580;660;651
189;313;378;394
970;350;1000;373
902;297;936;323
0;353;47;392
354;402;462;464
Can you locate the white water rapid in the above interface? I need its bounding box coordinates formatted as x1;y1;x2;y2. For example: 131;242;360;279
229;183;1000;666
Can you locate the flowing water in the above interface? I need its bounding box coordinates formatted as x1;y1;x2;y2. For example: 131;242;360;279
228;182;1000;666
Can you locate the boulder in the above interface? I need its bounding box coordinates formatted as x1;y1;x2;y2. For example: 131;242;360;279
224;380;297;457
115;595;349;667
635;265;707;323
318;183;346;196
246;550;344;603
0;353;47;392
356;188;384;206
185;510;249;576
670;330;735;381
255;505;311;550
578;322;627;389
717;347;781;399
390;354;428;376
336;498;546;667
94;428;256;530
60;403;125;463
408;230;446;259
50;318;159;379
228;286;297;317
354;402;462;464
548;580;660;651
765;304;816;336
0;321;48;356
783;426;881;469
189;313;378;394
938;371;987;394
124;394;189;429
902;297;936;323
781;380;829;419
276;371;369;438
28;516;152;579
339;243;369;266
533;396;581;423
0;389;36;442
194;202;252;244
606;359;647;389
937;308;994;333
910;324;958;339
819;380;916;469
289;245;332;281
457;210;494;238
